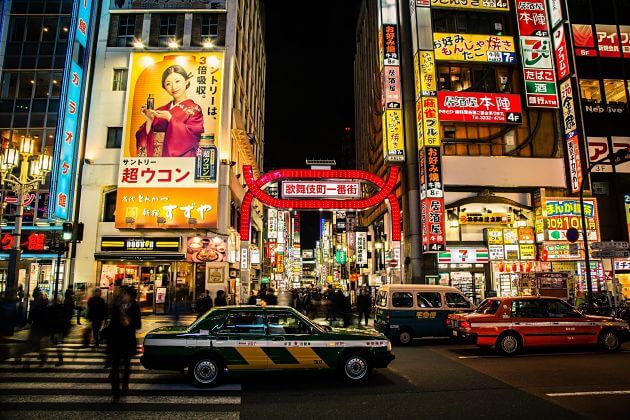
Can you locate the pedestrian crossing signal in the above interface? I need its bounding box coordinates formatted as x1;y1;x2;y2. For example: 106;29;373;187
62;222;73;241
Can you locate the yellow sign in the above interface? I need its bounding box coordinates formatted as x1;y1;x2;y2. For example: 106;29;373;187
415;99;424;149
413;52;421;101
116;52;223;229
433;33;516;63
421;97;440;147
431;0;510;12
416;311;437;319
419;51;437;95
384;109;405;161
519;244;536;260
486;228;504;245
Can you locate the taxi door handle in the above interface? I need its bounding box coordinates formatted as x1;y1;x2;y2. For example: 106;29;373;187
272;336;285;341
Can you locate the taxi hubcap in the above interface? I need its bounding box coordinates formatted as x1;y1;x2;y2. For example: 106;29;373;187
345;356;368;380
195;360;217;383
603;333;618;349
502;335;518;353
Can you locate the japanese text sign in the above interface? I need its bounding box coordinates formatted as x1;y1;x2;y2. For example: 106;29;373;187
560;78;583;193
543;198;599;242
384;109;405;161
553;26;571;81
438;91;522;124
281;181;361;199
516;0;550;37
430;0;509;11
433;33;516;63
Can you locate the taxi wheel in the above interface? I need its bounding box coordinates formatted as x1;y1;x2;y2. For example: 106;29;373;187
497;332;521;355
340;353;372;383
396;329;413;346
190;355;223;387
599;330;621;352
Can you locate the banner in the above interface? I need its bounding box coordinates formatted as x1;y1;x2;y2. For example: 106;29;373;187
433;33;516;63
553;26;570;81
116;52;223;228
430;0;509;11
559;78;583;193
437;91;522;124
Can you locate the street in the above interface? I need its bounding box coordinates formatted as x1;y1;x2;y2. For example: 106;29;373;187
1;315;629;419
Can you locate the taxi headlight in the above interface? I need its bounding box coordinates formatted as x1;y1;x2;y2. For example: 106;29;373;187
387;340;392;352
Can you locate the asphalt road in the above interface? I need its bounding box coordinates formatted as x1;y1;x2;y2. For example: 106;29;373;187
1;321;629;419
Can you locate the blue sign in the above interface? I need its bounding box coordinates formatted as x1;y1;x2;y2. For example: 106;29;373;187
49;0;95;221
194;144;217;182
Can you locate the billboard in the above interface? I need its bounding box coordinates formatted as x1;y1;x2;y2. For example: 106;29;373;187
115;52;223;228
433;33;516;63
109;0;226;10
430;0;509;11
542;198;599;242
437;91;522;124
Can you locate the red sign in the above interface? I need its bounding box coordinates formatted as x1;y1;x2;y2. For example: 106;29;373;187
573;24;596;56
516;0;550;37
553;26;570;80
437;91;522;124
0;232;50;252
596;24;621;57
422;197;445;253
621;26;630;58
523;68;555;82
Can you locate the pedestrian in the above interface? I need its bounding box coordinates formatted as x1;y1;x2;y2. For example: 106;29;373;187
48;296;70;366
357;288;372;327
333;289;345;323
195;290;213;317
324;286;336;321
264;288;278;305
108;286;141;402
215;290;227;307
64;287;76;326
341;292;352;327
22;291;49;366
87;288;107;348
247;290;257;305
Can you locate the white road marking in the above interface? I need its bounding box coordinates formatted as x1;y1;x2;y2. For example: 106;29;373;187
546;390;630;397
457;350;630;359
0;395;241;404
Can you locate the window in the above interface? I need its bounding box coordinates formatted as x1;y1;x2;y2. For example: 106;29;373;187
159;14;178;45
376;290;388;307
219;311;265;334
511;300;547;318
106;127;122;149
267;311;312;335
603;79;627;103
112;69;128;91
475;299;501;315
445;293;471;309
438;65;503;93
103;189;117;222
546;300;580;318
201;14;219;37
417;292;442;308
391;292;413;308
580;79;602;102
112;14;136;47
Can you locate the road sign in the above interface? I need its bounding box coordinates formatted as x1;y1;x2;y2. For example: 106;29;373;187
591;250;630;259
591;241;630;250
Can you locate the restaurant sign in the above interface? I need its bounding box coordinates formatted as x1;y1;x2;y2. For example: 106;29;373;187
101;236;181;252
437;91;522;124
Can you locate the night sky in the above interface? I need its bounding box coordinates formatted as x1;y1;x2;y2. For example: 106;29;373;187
263;1;362;249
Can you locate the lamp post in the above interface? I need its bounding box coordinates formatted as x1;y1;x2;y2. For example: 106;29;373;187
579;149;630;311
0;137;52;301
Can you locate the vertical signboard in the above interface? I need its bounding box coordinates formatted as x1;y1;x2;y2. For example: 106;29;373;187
115;52;223;228
559;79;583;193
516;0;559;108
380;1;405;162
49;0;96;220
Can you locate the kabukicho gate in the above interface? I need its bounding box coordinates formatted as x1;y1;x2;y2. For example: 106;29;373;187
238;164;401;301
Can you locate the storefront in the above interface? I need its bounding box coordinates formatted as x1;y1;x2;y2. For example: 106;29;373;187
437;247;488;304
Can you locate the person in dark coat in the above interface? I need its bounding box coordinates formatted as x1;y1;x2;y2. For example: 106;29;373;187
333;289;345;323
324;286;336;321
108;286;141;402
48;296;70;366
87;288;107;347
214;290;227;307
195;290;213;318
23;292;49;366
247;290;258;305
356;288;372;327
264;288;277;305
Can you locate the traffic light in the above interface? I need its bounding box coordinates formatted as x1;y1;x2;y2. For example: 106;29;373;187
62;222;73;241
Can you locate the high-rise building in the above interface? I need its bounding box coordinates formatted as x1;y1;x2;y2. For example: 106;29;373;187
74;0;266;310
354;1;614;303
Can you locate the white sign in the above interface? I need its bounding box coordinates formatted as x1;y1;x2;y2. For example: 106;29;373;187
591;241;630;250
240;247;249;270
547;0;563;29
489;245;505;261
356;231;368;266
591;250;630;259
250;248;260;265
614;259;630;270
267;208;278;239
281;181;361;198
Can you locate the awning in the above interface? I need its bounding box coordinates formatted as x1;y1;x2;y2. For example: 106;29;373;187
94;252;186;261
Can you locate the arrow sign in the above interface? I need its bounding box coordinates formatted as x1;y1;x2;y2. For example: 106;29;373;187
591;250;630;259
591;241;630;250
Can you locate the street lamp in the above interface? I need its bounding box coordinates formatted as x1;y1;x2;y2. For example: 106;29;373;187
0;137;52;300
579;148;630;311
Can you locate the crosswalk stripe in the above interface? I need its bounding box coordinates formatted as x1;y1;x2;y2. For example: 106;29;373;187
0;395;241;404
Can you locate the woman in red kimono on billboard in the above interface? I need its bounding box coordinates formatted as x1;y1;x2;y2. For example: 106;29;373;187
136;65;204;157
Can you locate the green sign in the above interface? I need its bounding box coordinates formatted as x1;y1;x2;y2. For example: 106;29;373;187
261;277;270;284
525;81;557;95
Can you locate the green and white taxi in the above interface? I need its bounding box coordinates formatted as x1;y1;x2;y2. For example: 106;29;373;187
141;305;395;387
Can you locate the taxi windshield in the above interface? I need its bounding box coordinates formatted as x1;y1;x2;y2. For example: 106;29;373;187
474;299;501;314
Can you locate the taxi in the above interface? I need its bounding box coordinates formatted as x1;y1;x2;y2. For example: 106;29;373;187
448;296;629;355
141;305;395;387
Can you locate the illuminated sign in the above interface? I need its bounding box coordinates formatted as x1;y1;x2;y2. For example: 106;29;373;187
433;33;516;63
116;52;223;228
438;248;489;264
596;24;621;58
430;0;509;11
547;0;563;29
553;26;571;81
186;236;227;262
516;0;550;37
101;236;181;252
49;0;96;221
281;181;361;199
0;231;57;253
559;79;583;193
384;109;405;161
543;198;599;241
572;24;596;57
485;228;535;260
461;213;514;225
356;231;368;267
542;243;580;260
437;91;522;124
382;66;402;109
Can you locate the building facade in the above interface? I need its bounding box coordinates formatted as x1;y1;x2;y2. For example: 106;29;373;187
74;0;266;312
354;0;621;303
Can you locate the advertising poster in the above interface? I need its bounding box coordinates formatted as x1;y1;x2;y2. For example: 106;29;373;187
437;91;522;124
596;24;621;57
99;264;118;288
430;0;509;11
543;198;599;241
186;236;227;263
433;33;516;63
116;52;223;228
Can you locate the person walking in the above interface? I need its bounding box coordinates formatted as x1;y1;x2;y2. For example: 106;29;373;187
264;288;277;305
214;290;227;307
87;288;107;348
195;290;213;318
48;296;70;366
23;291;49;366
357;289;372;327
108;286;141;402
247;290;258;305
324;286;336;321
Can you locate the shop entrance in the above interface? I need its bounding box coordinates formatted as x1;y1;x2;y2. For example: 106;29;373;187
438;265;486;304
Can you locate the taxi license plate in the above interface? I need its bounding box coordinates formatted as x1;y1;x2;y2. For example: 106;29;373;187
452;330;458;336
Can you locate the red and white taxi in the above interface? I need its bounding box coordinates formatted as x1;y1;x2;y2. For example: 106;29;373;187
448;296;629;355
